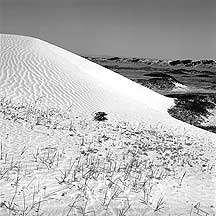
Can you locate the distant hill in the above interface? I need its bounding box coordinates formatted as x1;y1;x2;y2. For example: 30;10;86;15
83;55;216;69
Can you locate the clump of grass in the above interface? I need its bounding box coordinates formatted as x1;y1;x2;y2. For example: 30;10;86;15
154;196;166;212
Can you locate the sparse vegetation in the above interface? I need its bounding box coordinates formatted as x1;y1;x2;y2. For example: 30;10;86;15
0;97;215;215
168;94;216;130
135;77;180;91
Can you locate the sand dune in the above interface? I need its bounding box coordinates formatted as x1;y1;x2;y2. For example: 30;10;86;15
1;34;216;138
1;34;216;137
0;34;174;118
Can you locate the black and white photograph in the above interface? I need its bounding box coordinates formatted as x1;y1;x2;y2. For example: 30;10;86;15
0;0;216;215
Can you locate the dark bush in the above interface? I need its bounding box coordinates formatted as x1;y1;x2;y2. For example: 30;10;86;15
168;94;216;126
94;112;108;121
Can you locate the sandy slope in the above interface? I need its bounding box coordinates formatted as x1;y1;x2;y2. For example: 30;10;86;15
0;34;174;118
1;34;216;137
0;110;215;216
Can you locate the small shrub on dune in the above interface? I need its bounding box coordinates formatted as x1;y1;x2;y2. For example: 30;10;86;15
93;111;108;121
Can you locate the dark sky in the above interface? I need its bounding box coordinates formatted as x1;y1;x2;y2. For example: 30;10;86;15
1;0;216;59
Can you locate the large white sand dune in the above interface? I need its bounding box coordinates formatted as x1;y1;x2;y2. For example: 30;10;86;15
0;34;174;116
1;34;216;139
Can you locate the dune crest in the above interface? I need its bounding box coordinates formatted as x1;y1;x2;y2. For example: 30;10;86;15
0;34;174;117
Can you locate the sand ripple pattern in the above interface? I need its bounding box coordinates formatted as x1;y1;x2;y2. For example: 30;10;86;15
0;34;176;119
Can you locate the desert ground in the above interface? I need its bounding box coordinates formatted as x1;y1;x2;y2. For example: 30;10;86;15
0;34;215;216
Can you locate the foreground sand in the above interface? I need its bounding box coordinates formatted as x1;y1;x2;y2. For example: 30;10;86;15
0;99;215;216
